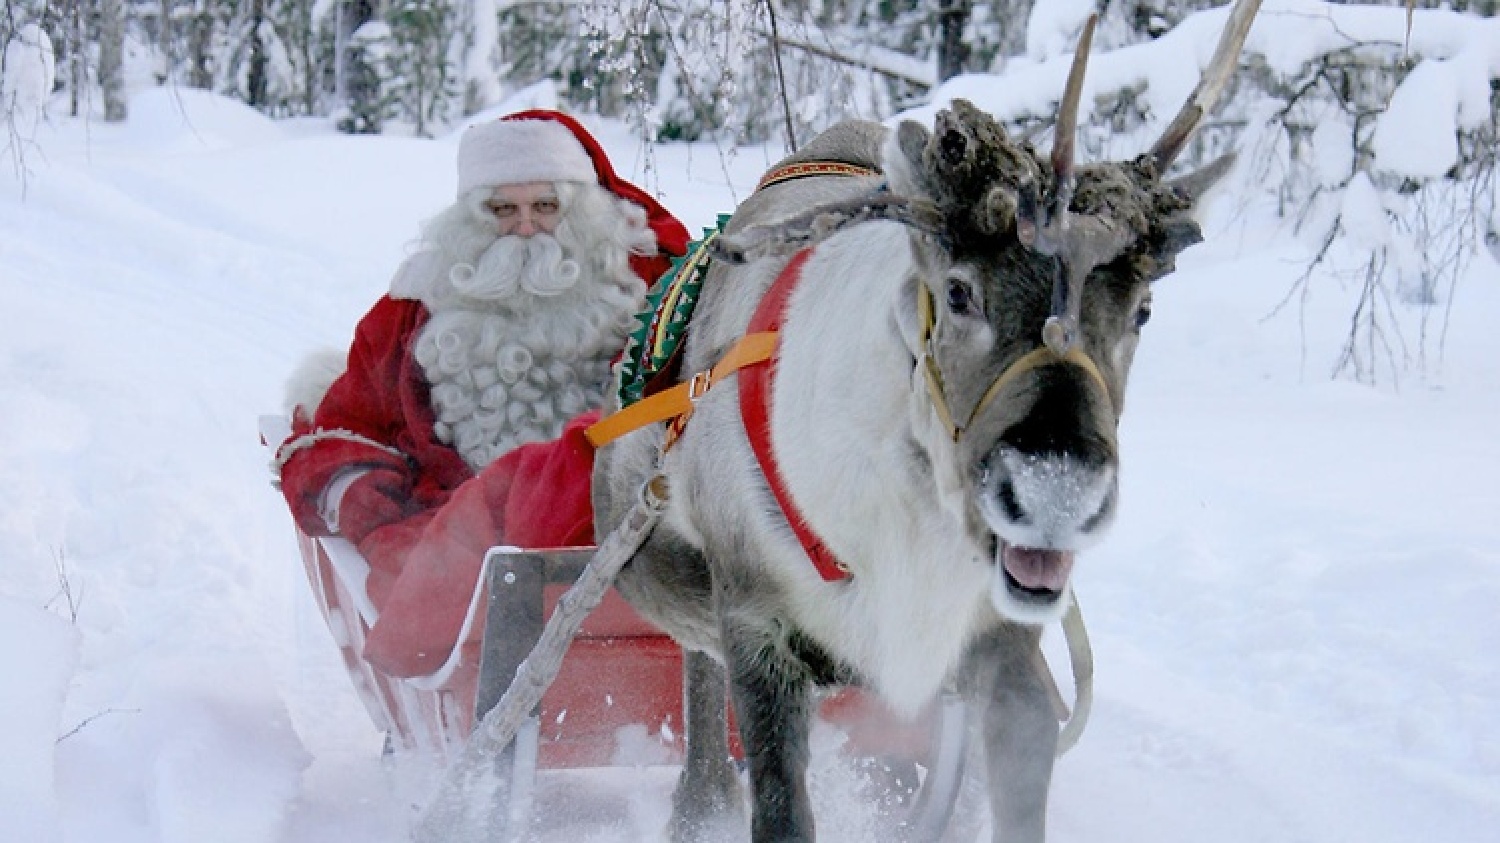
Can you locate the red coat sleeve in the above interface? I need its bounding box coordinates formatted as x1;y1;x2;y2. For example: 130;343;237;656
277;297;424;536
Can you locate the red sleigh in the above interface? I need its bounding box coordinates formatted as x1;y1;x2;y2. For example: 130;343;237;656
260;414;977;840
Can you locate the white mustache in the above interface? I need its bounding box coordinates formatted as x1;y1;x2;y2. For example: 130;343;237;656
448;234;580;301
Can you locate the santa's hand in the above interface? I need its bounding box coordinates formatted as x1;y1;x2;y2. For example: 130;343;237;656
328;467;416;543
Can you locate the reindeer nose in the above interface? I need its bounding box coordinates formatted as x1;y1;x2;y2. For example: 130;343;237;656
984;443;1117;549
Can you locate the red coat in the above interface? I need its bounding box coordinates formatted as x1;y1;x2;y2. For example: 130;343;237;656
279;246;681;678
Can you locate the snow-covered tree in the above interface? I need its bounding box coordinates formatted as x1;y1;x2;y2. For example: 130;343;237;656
3;19;55;187
496;0;647;121
2;22;54;124
582;0;940;146
332;0;377;116
336;18;391;134
1235;12;1499;382
457;0;500;116
273;0;335;116
385;0;460;136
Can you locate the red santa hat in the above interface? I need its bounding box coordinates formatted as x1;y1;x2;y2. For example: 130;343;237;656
456;110;691;260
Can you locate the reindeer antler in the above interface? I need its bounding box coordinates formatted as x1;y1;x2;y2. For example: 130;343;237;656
1028;0;1259;355
1017;15;1112;355
1149;0;1263;173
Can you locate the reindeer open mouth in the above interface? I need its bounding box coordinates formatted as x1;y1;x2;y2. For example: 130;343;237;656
999;543;1075;603
979;446;1115;621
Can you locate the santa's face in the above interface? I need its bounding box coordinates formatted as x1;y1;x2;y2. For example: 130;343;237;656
484;181;563;238
411;180;653;470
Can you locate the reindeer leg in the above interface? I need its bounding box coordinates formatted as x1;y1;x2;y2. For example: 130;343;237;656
968;622;1058;843
721;611;816;843
670;648;745;842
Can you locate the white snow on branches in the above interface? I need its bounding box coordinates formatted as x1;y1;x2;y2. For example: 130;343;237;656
2;23;55;122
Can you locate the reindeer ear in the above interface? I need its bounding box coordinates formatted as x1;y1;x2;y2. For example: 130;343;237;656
884;120;931;199
1134;214;1203;283
1156;216;1203;256
1166;152;1237;208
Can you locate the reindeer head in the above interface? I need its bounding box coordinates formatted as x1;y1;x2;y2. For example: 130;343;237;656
882;103;1199;623
881;7;1254;624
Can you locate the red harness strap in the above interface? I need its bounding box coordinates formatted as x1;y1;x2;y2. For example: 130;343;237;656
739;249;851;582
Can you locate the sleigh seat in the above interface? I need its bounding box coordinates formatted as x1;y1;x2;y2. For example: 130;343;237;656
260;414;688;771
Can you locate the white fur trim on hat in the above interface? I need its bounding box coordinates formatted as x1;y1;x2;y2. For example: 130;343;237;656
457;119;597;196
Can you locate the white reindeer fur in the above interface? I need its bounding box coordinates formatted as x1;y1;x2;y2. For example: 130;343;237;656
659;222;995;717
771;228;995;715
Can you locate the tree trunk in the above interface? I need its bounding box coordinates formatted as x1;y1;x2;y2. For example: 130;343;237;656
461;0;500;116
159;0;173;83
188;1;214;90
246;0;268;107
936;0;973;83
98;0;127;121
299;0;318;115
67;0;87;116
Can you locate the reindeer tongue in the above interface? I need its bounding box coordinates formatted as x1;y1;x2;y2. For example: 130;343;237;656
1002;545;1075;593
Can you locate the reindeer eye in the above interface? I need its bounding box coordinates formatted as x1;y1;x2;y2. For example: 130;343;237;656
946;277;978;316
1134;297;1153;329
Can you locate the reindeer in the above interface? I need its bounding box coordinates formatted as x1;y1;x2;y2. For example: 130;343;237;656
591;3;1260;840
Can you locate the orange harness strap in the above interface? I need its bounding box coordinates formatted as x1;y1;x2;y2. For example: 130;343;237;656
584;331;778;448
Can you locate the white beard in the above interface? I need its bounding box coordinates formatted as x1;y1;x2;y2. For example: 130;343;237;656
410;199;646;472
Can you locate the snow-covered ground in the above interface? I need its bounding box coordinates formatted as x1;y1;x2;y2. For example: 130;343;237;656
3;19;1499;843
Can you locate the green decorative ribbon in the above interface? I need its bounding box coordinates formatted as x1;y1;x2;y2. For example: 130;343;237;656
618;214;732;408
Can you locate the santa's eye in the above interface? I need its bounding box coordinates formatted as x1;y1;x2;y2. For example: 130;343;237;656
488;202;520;218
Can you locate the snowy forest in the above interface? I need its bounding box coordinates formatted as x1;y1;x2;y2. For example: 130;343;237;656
3;2;1499;841
3;0;1497;382
7;0;1499;141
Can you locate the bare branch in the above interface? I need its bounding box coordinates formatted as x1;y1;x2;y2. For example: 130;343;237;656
47;548;83;624
762;0;798;152
57;708;140;744
752;28;935;88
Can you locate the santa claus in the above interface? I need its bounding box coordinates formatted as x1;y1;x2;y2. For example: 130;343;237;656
275;111;689;678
